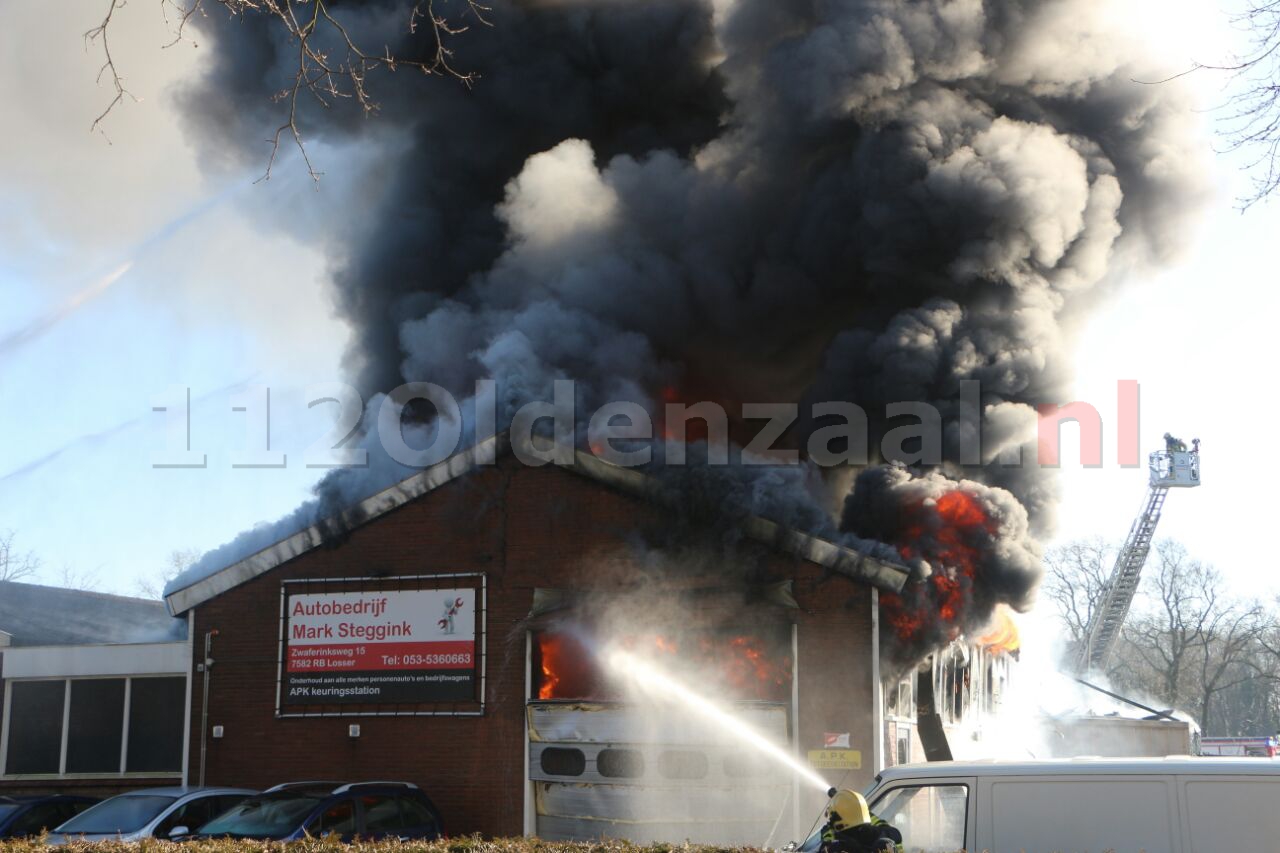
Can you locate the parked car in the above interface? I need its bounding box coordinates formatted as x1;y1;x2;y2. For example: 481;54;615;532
795;757;1280;853
0;796;97;839
47;786;254;843
191;781;443;841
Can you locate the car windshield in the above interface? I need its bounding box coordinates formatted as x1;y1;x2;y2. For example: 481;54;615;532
196;796;322;838
56;796;177;834
0;804;20;822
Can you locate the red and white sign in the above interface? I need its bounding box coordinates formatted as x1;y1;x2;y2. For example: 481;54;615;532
823;732;851;748
283;589;477;705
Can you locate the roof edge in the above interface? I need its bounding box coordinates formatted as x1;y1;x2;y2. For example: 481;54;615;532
568;449;909;592
166;433;909;614
164;433;508;615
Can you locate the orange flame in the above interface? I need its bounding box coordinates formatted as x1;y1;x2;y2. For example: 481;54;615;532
882;489;997;644
976;605;1020;655
537;633;598;699
535;630;790;701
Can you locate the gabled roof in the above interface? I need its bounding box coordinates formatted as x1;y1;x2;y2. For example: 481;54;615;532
0;580;187;647
164;433;911;615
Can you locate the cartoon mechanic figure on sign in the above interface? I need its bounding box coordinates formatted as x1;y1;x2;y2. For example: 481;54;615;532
438;596;465;634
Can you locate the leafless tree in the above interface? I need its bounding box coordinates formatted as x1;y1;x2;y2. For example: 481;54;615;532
1192;602;1270;732
1142;1;1280;206
134;547;201;599
1117;541;1215;707
0;531;40;582
1041;537;1115;647
1043;538;1280;734
1118;542;1273;731
53;563;102;592
1221;0;1280;205
87;0;492;179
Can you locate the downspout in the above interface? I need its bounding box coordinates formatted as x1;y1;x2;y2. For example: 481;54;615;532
181;611;194;785
872;588;884;773
198;629;217;787
523;631;534;837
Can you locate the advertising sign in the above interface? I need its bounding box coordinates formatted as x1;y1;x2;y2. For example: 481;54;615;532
282;589;477;705
808;749;862;770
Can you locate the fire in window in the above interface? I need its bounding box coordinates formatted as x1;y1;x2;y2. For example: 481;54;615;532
531;625;792;702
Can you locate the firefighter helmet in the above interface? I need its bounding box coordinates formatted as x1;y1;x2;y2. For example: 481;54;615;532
827;789;871;831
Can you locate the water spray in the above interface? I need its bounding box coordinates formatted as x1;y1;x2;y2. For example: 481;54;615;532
602;645;831;793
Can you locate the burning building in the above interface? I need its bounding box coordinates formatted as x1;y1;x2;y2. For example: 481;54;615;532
156;435;912;842
9;0;1202;836
882;614;1020;766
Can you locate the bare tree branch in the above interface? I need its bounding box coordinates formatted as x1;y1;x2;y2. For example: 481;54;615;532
85;0;141;140
88;0;492;180
134;547;200;599
0;531;40;583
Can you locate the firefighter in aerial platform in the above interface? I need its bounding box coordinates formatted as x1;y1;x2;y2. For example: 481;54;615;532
819;789;903;853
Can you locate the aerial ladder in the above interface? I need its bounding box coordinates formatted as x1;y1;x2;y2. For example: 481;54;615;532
1073;435;1201;675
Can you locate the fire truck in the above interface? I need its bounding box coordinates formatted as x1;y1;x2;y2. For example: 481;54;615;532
1073;435;1201;675
1200;735;1280;757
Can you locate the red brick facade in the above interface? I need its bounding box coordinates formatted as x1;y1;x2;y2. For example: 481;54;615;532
187;456;876;836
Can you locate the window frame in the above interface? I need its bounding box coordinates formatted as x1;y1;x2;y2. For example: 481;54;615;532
867;778;974;853
0;675;186;780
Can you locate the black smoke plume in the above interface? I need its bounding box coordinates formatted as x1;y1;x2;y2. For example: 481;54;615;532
171;0;1205;665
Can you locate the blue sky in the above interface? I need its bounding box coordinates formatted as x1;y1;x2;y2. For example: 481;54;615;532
1;0;1276;599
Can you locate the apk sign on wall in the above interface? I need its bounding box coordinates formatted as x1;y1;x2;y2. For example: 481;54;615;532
283;589;477;705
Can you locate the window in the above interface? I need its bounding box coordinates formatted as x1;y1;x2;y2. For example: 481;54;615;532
198;795;322;838
397;797;439;833
657;750;708;780
723;755;770;777
2;676;185;777
887;676;915;720
155;795;237;837
56;795;178;834
4;681;64;774
895;728;911;766
597;748;644;778
870;784;967;853
309;799;356;836
539;747;585;777
9;802;69;837
125;678;186;773
361;796;401;834
66;679;125;773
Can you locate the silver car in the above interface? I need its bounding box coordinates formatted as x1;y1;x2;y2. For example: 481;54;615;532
47;786;254;843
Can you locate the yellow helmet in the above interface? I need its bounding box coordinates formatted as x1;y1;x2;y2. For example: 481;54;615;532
827;789;871;831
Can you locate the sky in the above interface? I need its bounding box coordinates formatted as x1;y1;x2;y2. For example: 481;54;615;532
0;0;1276;599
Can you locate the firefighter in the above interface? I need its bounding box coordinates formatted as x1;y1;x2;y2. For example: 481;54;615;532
819;789;903;853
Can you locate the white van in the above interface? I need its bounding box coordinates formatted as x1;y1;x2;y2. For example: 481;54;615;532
831;757;1280;853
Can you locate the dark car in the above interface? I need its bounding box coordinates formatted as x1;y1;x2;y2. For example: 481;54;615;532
0;795;97;839
192;781;443;842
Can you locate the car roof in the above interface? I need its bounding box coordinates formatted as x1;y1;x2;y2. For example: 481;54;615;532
876;756;1280;782
108;787;256;797
261;781;421;796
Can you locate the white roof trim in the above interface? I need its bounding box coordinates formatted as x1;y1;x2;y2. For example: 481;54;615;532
2;641;188;678
165;433;909;615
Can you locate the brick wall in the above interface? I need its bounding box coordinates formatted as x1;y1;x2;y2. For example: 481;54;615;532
188;456;876;836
